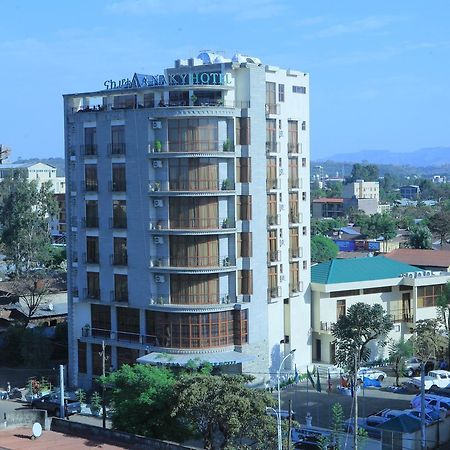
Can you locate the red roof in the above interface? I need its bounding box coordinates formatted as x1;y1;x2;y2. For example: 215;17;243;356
385;248;450;268
312;198;344;204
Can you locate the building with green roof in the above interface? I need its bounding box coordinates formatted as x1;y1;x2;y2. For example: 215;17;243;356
310;256;450;364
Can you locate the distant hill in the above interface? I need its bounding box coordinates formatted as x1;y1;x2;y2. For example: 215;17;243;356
12;157;65;176
321;147;450;167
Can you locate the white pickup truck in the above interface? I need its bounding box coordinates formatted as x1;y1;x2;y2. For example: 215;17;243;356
412;370;450;390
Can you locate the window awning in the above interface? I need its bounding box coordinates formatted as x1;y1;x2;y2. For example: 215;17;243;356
136;351;253;367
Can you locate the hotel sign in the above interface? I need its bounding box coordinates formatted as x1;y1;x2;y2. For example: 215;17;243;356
104;72;232;90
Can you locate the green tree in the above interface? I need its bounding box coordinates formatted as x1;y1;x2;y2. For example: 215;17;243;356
332;303;393;373
347;163;379;183
311;235;338;263
102;364;183;441
311;218;346;236
172;373;277;449
412;319;443;363
0;174;58;275
436;282;450;365
429;209;450;247
327;182;343;198
408;225;433;249
359;213;397;252
389;338;413;386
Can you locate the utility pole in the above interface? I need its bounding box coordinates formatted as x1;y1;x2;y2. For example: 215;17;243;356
420;362;426;450
59;364;65;419
353;351;358;450
99;340;109;429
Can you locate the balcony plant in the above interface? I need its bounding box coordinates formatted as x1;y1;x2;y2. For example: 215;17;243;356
222;138;232;152
153;182;160;192
154;140;162;152
222;218;229;228
221;179;231;190
190;94;197;106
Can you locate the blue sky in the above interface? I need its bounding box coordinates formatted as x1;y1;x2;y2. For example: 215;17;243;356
1;0;450;160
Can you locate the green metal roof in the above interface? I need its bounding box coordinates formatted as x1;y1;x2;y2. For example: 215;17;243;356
311;256;421;285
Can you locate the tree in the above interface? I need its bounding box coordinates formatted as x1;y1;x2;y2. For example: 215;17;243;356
408;225;433;249
9;270;61;327
102;364;183;441
311;218;346;236
359;213;397;253
389;338;413;386
0;174;58;275
347;163;379;183
172;373;277;449
429;209;450;247
311;235;338;263
436;282;450;366
332;303;393;373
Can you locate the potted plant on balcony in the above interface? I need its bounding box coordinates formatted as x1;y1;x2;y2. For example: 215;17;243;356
222;218;229;228
222;138;232;152
190;94;197;106
154;140;162;152
221;179;231;190
223;257;230;267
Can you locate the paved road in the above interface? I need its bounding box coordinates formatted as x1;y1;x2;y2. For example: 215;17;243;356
279;374;417;429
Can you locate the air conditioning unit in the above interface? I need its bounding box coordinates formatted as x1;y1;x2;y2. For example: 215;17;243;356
153;199;164;208
152;160;163;168
424;270;432;276
153;236;164;244
279;130;284;138
415;271;423;278
154;274;165;283
407;272;415;278
152;121;162;129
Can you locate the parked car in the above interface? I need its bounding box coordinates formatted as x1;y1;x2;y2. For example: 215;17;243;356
429;386;450;398
412;370;450;391
357;367;387;382
368;408;438;426
404;357;422;377
31;393;81;416
291;428;330;449
411;394;450;416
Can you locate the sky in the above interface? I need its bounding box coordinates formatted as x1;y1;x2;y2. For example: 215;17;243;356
1;0;450;160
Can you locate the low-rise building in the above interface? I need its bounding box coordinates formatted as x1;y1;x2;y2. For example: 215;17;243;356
342;180;379;215
311;256;450;364
386;248;450;272
400;185;420;200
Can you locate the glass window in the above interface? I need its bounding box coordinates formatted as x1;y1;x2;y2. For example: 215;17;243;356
168;118;219;152
86;236;99;264
236;157;251;183
238;270;253;295
238;232;252;258
113;200;127;228
85;200;98;228
113;237;127;265
87;272;100;299
114;274;128;302
84;128;97;156
293;86;306;94
91;304;110;336
111;125;126;155
170;274;219;305
237;195;252;220
278;84;285;102
85;165;98;191
112;164;126;191
236;117;251;145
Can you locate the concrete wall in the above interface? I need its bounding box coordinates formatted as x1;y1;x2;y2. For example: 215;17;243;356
3;410;48;430
51;418;201;450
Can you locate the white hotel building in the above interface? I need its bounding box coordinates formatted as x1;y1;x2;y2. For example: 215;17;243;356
64;52;311;388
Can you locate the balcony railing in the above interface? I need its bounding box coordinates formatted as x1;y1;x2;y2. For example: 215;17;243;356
266;178;280;190
266;141;279;154
149;140;235;154
265;103;280;115
84;216;99;228
83;288;100;301
149;256;235;269
81;144;98;156
109;180;127;192
108;143;126;156
267;286;281;300
110;217;127;229
267;214;280;226
110;290;129;303
267;250;281;263
110;254;128;266
149;293;235;306
148;179;235;192
288;143;299;154
320;321;334;332
390;309;414;323
149;217;235;231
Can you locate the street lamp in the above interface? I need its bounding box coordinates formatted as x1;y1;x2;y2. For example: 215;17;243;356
277;348;296;450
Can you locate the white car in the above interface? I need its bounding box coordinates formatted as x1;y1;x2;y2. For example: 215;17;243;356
357;367;387;382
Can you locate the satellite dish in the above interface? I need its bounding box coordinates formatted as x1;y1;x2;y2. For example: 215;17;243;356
32;422;42;439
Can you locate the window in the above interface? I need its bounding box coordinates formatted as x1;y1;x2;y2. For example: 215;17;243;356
290;262;299;293
336;300;346;319
288;158;299;189
238;270;253;295
302;121;306;131
302;158;307;167
91;304;110;337
266;82;277;113
278;83;285;102
78;341;87;373
237;195;252;220
112;164;126;191
330;289;360;298
111;125;126;155
169;118;219;151
303;260;308;270
293;86;306;94
266;119;277;152
113;237;127;265
87;272;100;299
169;197;218;229
289;193;299;223
169;158;218;191
170;235;219;267
289;227;299;258
267;194;278;225
266;157;277;189
268;230;278;261
85;165;98;191
116;307;139;340
302;226;307;236
85;200;98;228
86;236;99;264
236;117;251;145
143;93;154;108
238;232;252;258
363;286;392;294
114;274;128;302
288;121;298;153
84;128;97;156
236;157;251;183
113;200;127;228
302;191;307;201
417;284;445;308
170;274;219;304
268;266;278;298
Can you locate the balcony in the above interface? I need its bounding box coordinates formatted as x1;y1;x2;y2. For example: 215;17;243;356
320;321;334;333
149;217;236;233
266;141;279;154
266;178;280;191
108;143;126;156
148;179;235;194
267;286;281;301
289;247;303;259
82;327;143;344
267;250;281;263
149;255;236;271
149;140;235;155
288;177;300;190
390;309;414;323
265;103;280;115
288;143;299;154
267;214;280;226
81;144;98;157
149;293;238;306
289;282;303;295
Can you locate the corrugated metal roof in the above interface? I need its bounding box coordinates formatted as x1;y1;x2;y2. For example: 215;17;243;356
311;256;422;284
